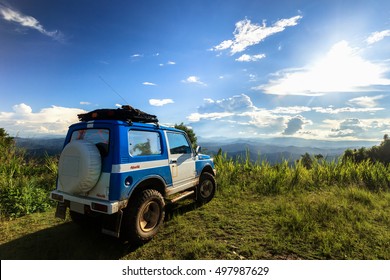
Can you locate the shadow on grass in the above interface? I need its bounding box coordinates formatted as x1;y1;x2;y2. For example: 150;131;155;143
0;201;200;260
0;221;141;260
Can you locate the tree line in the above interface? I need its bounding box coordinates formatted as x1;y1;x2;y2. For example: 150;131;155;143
342;134;390;164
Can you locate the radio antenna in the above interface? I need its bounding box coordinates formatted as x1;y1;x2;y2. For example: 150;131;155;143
98;75;128;105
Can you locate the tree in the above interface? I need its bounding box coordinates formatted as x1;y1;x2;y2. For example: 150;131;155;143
342;148;355;163
0;128;14;148
342;134;390;164
174;123;198;149
300;153;313;169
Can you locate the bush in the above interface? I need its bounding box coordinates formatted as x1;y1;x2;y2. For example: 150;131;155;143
0;129;57;219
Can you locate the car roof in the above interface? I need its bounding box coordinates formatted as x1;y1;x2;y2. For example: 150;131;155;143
69;120;184;133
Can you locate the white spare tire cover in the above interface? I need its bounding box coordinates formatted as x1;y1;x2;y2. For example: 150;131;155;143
58;140;102;194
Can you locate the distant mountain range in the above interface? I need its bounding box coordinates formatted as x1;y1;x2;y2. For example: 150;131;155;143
15;136;378;164
198;137;379;164
15;137;65;157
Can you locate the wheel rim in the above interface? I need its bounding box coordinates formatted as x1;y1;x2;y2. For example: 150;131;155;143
200;180;213;198
139;201;161;232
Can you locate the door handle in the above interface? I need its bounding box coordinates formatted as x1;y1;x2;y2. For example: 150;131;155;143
170;159;177;164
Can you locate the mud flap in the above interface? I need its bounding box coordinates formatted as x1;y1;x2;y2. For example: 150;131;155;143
55;202;67;219
101;210;123;238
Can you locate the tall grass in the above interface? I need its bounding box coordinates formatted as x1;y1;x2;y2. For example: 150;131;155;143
214;151;390;259
215;150;390;195
0;140;58;219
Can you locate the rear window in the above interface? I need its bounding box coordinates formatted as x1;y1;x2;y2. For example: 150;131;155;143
71;129;110;145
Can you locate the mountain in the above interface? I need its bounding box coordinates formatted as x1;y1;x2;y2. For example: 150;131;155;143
15;137;65;157
14;135;378;164
198;137;378;164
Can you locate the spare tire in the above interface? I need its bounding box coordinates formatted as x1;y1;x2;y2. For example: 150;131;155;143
58;140;102;194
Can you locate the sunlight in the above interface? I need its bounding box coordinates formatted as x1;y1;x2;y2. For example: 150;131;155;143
261;41;390;96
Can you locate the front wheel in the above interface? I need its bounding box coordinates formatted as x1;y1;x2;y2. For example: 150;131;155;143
122;189;165;243
196;172;216;204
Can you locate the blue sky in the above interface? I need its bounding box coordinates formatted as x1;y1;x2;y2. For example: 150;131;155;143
1;0;390;142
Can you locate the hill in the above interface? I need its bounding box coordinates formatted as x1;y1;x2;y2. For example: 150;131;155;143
199;137;376;164
15;137;64;157
14;135;378;164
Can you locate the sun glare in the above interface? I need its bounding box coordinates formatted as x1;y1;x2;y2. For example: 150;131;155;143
262;41;390;96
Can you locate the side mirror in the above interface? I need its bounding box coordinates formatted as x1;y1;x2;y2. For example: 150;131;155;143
196;146;202;154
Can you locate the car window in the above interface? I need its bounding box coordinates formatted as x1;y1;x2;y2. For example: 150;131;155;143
167;132;192;154
71;129;110;156
71;129;109;144
129;130;162;156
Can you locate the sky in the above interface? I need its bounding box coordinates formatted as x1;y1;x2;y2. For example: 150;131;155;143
1;0;390;143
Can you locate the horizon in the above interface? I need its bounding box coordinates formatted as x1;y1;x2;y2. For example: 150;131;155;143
1;0;390;143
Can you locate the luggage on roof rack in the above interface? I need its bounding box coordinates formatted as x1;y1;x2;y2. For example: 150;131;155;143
78;105;159;124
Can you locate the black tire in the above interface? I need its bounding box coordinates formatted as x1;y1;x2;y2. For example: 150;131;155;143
196;172;216;204
122;189;165;243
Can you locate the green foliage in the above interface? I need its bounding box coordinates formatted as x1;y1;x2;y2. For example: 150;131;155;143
342;134;390;164
174;123;198;149
0;128;14;148
0;129;57;219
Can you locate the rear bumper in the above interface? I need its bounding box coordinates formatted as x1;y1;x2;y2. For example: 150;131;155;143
50;190;128;215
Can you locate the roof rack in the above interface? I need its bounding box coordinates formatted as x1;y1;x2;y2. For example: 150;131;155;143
78;105;159;124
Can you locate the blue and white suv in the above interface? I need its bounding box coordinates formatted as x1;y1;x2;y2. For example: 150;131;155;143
50;106;216;242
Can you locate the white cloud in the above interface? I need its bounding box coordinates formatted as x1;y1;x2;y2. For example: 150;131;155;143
187;112;234;122
240;110;286;131
159;61;176;67
131;54;143;58
189;94;289;135
312;106;384;114
198;94;255;113
80;101;91;105
182;76;207;86
187;94;390;140
283;115;312;135
0;4;64;42
366;30;390;45
212;15;302;55
257;41;390;96
0;104;85;137
235;53;266;62
347;95;385;108
143;82;157;86
329;118;368;138
12;103;32;114
149;99;174;106
270;106;312;114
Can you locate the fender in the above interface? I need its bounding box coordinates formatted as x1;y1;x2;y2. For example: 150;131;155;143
126;174;168;199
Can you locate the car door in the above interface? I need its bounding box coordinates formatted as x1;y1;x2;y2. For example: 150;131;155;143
166;131;196;191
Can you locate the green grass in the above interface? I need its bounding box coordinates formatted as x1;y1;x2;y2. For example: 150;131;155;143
0;140;57;219
1;143;390;259
1;185;389;260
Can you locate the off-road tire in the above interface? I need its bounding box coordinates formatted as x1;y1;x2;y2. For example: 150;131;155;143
196;172;216;204
122;189;165;243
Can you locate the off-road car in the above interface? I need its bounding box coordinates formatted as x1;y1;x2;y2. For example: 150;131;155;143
50;106;216;242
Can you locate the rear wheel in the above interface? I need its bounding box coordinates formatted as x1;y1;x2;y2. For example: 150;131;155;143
122;189;165;243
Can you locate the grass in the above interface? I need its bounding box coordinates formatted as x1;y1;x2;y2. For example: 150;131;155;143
1;143;390;259
1;185;389;260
